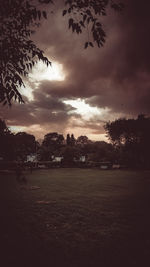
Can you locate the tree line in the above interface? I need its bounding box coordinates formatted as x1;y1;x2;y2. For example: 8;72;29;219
0;121;114;164
0;114;150;168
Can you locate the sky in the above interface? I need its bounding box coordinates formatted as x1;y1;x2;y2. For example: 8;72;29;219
1;0;150;141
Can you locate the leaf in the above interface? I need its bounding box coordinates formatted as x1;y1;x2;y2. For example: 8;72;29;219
89;42;94;47
9;91;15;100
72;23;76;32
86;9;91;16
80;21;85;27
3;100;7;106
32;9;37;20
83;14;87;22
62;10;67;16
38;10;41;20
96;22;101;26
42;11;47;19
68;18;73;29
87;17;91;24
84;42;89;49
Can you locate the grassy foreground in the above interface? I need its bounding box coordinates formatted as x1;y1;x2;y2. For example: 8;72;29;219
0;169;150;267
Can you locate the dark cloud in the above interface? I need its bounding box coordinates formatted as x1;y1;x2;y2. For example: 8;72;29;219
0;90;79;129
32;89;75;112
33;0;150;114
1;0;150;139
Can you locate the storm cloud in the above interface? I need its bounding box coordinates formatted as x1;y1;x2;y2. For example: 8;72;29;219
1;0;150;140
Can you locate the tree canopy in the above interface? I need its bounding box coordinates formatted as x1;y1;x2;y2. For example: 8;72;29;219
104;115;150;167
0;119;14;160
14;132;36;160
1;116;150;168
0;0;123;105
42;132;64;154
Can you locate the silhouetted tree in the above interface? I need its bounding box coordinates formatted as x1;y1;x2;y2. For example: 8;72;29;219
70;134;76;146
0;119;10;135
105;115;150;167
38;146;51;161
0;0;123;105
92;141;115;162
62;146;81;166
77;135;91;145
66;134;71;146
14;132;36;161
0;0;51;105
42;132;64;157
0;119;14;160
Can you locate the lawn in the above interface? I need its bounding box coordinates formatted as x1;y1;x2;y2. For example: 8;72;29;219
0;168;150;267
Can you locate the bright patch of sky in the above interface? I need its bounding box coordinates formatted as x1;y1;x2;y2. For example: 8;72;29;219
63;98;104;120
10;126;26;133
20;61;66;101
20;83;34;101
88;133;108;142
29;61;65;82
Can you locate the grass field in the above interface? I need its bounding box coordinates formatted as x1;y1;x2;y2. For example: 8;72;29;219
0;169;150;267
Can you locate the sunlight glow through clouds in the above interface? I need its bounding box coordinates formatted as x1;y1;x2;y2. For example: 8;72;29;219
20;61;66;101
10;124;46;139
63;98;104;120
29;61;65;82
20;83;34;101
